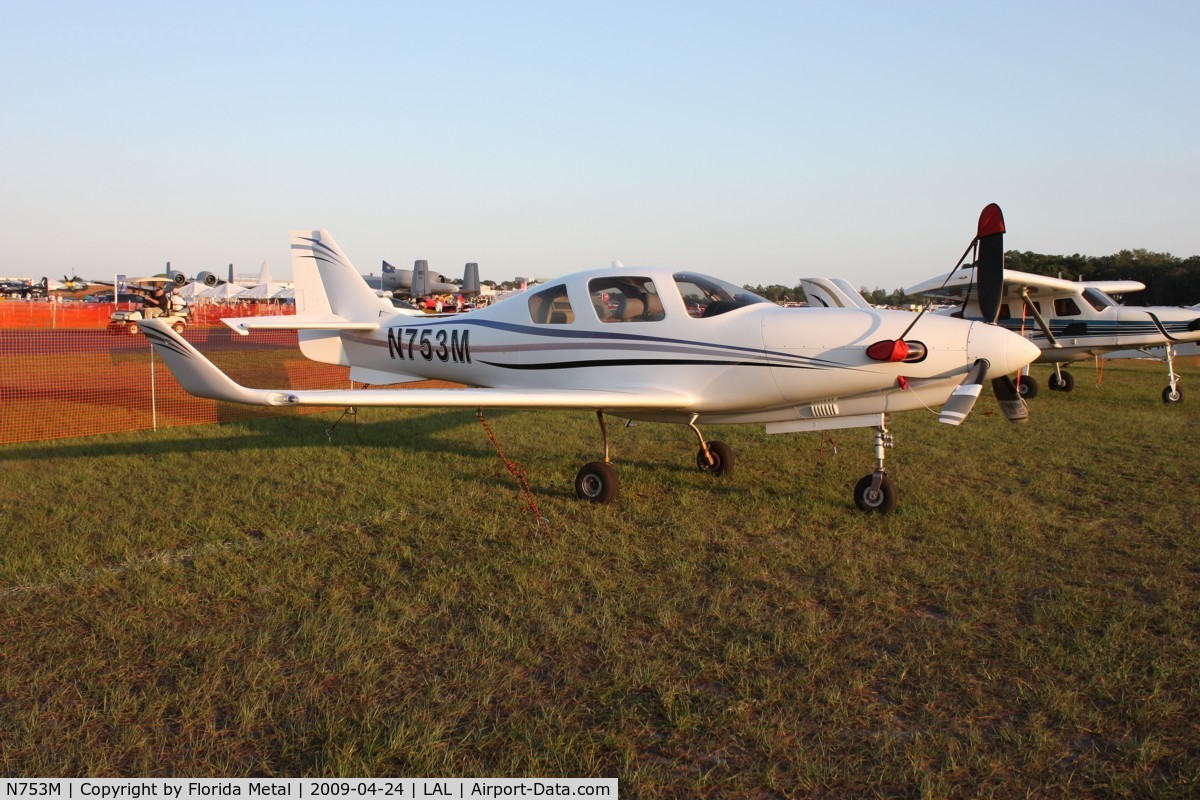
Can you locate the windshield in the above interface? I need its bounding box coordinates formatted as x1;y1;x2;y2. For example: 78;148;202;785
673;272;771;318
1082;287;1118;310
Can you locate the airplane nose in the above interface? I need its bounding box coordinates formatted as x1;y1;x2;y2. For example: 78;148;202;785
967;322;1041;377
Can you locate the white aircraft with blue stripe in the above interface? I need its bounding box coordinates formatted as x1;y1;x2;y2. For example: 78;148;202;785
907;262;1200;404
140;207;1039;513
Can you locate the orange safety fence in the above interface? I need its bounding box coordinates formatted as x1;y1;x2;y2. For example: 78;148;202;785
0;299;298;329
0;316;453;445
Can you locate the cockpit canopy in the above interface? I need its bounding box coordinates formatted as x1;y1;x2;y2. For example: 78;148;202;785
527;270;770;325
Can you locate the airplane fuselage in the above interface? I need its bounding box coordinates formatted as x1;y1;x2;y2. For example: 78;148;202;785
335;266;1036;424
945;300;1200;363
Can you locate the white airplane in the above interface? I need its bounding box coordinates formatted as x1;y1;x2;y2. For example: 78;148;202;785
139;208;1040;513
907;263;1200;404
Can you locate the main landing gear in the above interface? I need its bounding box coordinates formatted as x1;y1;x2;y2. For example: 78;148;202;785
1019;365;1076;397
573;412;734;504
1163;345;1184;403
1048;365;1075;392
574;412;899;514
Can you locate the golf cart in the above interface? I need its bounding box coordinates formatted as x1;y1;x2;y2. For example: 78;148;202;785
106;277;190;335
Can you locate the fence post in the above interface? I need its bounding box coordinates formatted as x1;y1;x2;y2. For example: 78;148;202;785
150;339;158;431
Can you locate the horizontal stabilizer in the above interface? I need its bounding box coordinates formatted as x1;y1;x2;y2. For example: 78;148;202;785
222;314;380;336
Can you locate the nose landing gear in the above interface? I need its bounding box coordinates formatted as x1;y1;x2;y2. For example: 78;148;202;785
853;421;898;513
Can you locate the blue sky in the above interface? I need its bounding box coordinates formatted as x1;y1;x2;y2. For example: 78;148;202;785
1;1;1197;289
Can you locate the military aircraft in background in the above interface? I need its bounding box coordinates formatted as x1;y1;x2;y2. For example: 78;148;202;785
163;263;234;287
362;260;481;297
139;205;1039;514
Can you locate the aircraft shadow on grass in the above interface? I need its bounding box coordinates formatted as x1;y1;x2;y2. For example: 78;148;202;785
1;408;749;501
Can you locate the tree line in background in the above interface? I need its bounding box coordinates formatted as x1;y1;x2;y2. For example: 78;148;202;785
746;249;1200;308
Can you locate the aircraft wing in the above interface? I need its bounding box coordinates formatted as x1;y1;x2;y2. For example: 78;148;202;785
139;319;693;411
1082;280;1145;295
907;267;1090;300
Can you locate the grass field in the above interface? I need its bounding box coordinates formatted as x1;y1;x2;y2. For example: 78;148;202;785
1;359;1198;797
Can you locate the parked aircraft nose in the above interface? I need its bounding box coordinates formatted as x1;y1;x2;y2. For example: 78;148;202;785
967;322;1041;378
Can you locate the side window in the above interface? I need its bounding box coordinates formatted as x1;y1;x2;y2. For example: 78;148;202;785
1054;298;1081;317
588;276;665;322
527;284;574;324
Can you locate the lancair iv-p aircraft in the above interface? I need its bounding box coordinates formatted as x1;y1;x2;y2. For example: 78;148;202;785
139;207;1040;513
907;257;1200;404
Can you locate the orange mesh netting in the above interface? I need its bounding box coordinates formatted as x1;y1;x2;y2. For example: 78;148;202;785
0;300;451;444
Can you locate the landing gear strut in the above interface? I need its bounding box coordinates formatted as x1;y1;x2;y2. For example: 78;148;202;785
688;414;734;476
1163;345;1184;403
573;411;738;503
854;421;897;513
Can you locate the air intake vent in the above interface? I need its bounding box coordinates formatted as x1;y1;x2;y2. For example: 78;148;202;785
806;402;840;418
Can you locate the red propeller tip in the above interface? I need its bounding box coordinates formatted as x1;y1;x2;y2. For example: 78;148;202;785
978;203;1006;238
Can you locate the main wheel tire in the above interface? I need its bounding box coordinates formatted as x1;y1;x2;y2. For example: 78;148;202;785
1163;385;1184;404
1016;375;1038;399
127;323;139;335
575;461;619;504
854;474;898;514
1048;371;1075;392
172;321;185;333
696;440;734;476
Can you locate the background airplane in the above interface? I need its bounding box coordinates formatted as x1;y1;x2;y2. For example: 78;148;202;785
140;208;1038;514
362;260;481;297
164;262;233;287
906;268;1200;403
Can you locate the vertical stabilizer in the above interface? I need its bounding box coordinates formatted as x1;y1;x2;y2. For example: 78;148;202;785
290;229;387;320
463;262;481;294
411;259;432;298
290;229;393;366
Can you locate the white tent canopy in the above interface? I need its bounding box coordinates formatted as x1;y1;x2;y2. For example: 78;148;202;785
199;282;249;300
240;281;289;299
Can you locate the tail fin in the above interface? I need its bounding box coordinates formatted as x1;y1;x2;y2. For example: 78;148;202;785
800;278;873;309
462;262;481;294
290;229;390;320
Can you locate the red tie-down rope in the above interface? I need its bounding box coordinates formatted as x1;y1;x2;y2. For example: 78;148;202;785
476;409;552;540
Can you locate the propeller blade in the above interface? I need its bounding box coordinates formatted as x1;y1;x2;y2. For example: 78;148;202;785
976;203;1006;324
939;359;990;425
991;375;1030;423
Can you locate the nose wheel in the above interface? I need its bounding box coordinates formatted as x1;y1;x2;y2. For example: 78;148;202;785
854;421;898;514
